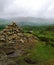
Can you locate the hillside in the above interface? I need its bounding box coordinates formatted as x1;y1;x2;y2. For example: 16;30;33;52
10;17;54;26
0;17;54;26
0;23;54;65
0;18;10;25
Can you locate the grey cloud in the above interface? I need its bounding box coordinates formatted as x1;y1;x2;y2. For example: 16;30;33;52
0;0;7;12
37;0;54;18
0;0;15;18
0;0;54;19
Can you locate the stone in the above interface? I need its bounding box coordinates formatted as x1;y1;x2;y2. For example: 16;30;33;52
0;22;37;57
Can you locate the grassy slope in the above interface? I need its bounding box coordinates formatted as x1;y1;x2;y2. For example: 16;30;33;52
0;25;54;65
14;41;54;65
21;25;54;65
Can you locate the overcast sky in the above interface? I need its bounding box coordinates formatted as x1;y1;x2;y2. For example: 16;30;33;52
0;0;54;19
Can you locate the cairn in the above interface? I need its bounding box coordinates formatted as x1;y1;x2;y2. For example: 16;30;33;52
0;22;37;56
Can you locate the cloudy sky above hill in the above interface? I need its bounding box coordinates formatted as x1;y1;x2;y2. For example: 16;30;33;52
0;0;54;19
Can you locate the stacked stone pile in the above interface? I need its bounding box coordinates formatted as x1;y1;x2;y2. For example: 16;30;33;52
0;22;37;56
0;22;38;65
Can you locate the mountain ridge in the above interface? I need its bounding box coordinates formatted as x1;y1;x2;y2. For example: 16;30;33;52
0;17;54;26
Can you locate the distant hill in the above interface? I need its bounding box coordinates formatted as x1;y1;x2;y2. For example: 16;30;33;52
0;17;54;26
10;17;54;26
0;18;10;25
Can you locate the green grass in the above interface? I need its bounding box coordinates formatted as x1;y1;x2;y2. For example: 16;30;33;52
14;42;54;65
0;25;54;65
29;42;54;60
0;25;5;31
21;25;54;65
